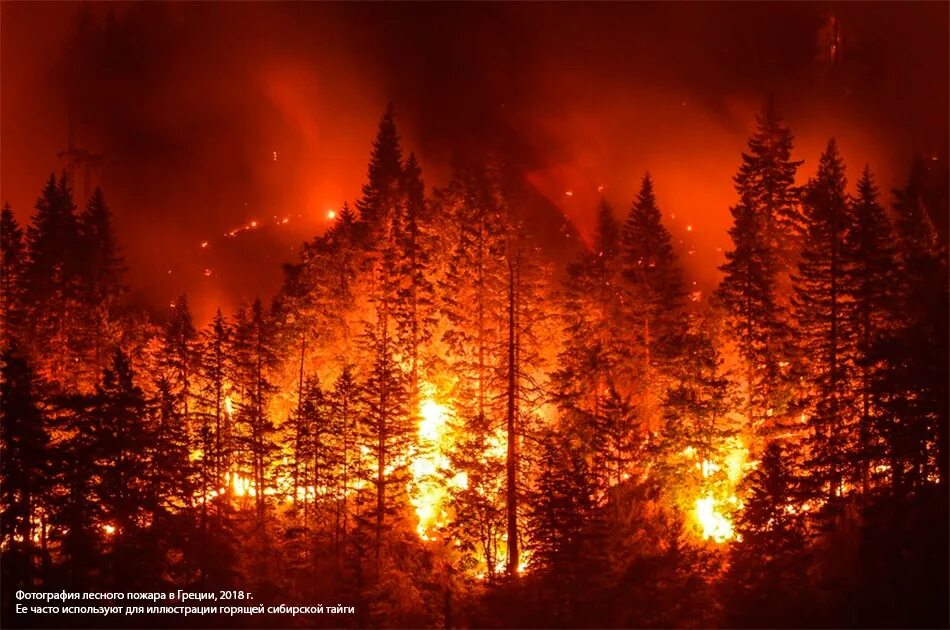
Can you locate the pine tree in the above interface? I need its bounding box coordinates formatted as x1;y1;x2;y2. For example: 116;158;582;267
393;152;436;389
25;174;85;387
620;174;686;432
358;317;411;566
231;299;279;522
727;442;808;627
554;199;634;491
76;188;126;379
0;348;50;590
528;430;600;622
717;100;802;433
329;365;360;549
1;205;27;348
793;139;856;506
356;106;404;231
160;294;200;419
659;308;738;514
91;350;165;589
874;158;949;496
437;166;510;577
199;309;231;499
843;167;897;494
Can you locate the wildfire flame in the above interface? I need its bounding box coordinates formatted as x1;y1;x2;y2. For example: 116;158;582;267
409;387;467;540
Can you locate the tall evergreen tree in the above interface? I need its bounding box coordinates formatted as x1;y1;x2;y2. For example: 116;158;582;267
727;442;808;627
0;348;50;590
76;188;126;379
0;205;27;348
793;139;856;506
25;174;85;387
358;317;411;566
843;167;897;494
874;158;949;496
620;174;685;432
717;100;801;434
554;199;635;491
231;299;279;522
356;106;404;231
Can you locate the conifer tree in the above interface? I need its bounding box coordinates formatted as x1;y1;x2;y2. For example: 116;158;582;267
793;139;856;505
875;158;949;495
717;100;801;432
843;167;897;493
620;174;685;432
357;106;404;231
1;205;27;347
231;299;279;522
25;174;84;387
659;308;737;511
0;348;50;589
727;442;808;626
358;318;411;566
199;309;231;495
528;430;601;622
77;188;126;379
554;199;634;490
329;365;360;548
160;294;200;419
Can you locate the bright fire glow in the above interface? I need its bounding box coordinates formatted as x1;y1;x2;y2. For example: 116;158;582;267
682;437;748;543
408;387;468;540
695;494;734;542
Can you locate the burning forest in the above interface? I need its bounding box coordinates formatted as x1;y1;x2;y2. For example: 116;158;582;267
1;3;948;629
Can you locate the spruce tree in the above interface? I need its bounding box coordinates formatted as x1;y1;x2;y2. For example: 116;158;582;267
793;139;856;506
554;199;634;491
843;167;897;494
620;174;686;375
358;317;411;566
727;442;808;627
356;106;404;231
717;100;801;433
1;205;27;347
231;299;279;522
76;188;126;379
874;158;949;496
0;348;50;589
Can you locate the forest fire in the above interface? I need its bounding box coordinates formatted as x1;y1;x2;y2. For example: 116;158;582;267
1;3;947;629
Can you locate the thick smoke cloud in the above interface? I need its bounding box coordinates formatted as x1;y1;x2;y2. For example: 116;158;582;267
2;2;946;321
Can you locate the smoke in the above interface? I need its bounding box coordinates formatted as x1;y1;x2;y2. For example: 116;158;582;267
2;2;946;321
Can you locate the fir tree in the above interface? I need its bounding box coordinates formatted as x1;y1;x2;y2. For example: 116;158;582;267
1;205;27;347
0;348;50;590
727;442;808;627
358;318;411;566
620;174;686;432
554;199;634;491
874;158;949;496
76;188;126;379
231;299;280;522
793;139;856;506
620;173;686;374
717;100;801;433
843;167;897;494
356;106;404;231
